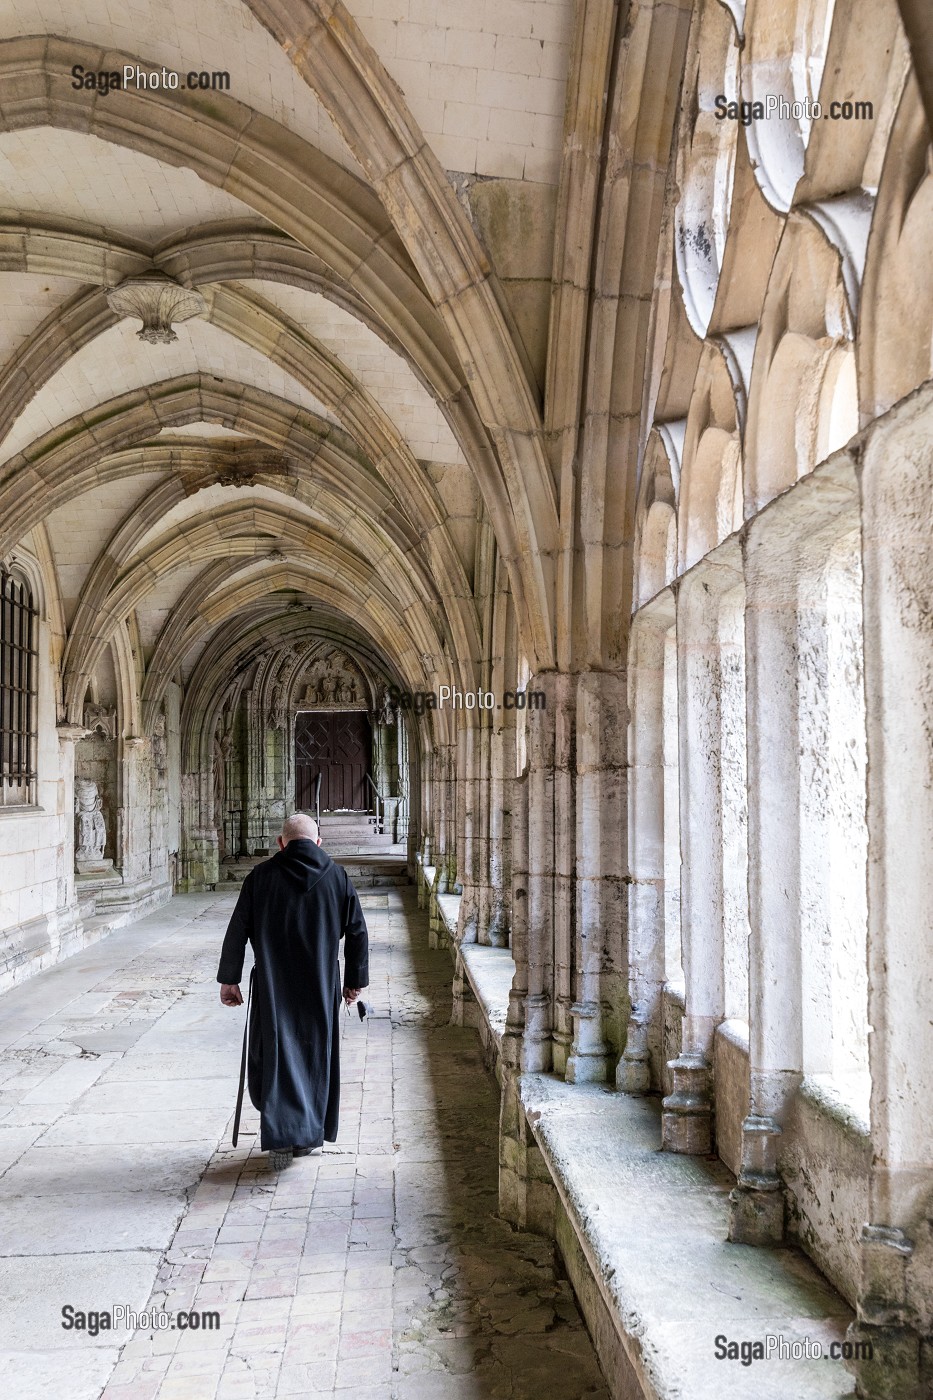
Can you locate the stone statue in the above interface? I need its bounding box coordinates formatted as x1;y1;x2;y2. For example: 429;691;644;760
74;779;107;866
294;652;366;708
268;682;286;731
379;688;396;726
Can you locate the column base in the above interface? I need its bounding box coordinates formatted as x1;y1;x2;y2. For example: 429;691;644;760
486;923;510;949
521;993;552;1074
661;1054;712;1154
728;1178;785;1245
845;1321;924;1400
565;1048;611;1083
565;1000;610;1083
616;1046;651;1093
729;1114;786;1243
845;1224;927;1398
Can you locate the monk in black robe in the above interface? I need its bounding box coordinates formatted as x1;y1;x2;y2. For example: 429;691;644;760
217;812;369;1167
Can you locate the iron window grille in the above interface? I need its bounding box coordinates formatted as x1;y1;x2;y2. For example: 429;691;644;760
0;568;38;805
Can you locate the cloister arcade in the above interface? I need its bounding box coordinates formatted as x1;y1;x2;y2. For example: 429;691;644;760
0;0;931;1395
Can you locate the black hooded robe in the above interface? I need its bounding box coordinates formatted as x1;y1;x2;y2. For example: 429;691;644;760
216;838;369;1152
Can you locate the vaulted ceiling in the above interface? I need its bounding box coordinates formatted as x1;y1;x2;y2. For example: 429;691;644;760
0;0;578;732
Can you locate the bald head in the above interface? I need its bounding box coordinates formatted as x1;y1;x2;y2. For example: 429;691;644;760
281;813;320;845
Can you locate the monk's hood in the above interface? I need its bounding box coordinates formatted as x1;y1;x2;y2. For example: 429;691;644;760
272;838;335;891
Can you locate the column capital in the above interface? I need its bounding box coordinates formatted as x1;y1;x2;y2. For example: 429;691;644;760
56;724;89;743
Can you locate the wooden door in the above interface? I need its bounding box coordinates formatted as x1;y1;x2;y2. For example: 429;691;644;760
295;711;371;811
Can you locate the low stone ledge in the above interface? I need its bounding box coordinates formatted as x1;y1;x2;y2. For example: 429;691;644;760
460;943;513;1042
435;891;461;934
519;1074;856;1400
456;963;856;1398
416;859;461;951
455;942;515;1072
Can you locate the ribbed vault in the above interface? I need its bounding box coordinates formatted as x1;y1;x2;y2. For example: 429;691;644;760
0;32;559;666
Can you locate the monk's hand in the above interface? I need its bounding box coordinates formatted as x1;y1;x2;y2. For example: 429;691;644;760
343;987;360;1006
220;983;243;1006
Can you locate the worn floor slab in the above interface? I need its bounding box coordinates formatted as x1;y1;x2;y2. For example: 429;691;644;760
0;887;608;1400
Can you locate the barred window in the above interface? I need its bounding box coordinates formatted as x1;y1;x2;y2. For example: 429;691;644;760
1;569;38;806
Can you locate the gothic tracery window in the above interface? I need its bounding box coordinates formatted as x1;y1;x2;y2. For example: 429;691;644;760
0;568;38;807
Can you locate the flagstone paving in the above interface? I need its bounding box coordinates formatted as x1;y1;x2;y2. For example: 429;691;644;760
0;886;608;1400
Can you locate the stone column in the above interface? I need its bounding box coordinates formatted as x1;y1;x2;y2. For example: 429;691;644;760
662;569;726;1153
503;769;529;1072
485;578;516;948
180;767;218;890
436;740;458;895
844;393;933;1399
431;733;447;890
522;672;559;1075
419;737;434;871
119;735;152;890
499;766;555;1233
485;699;513;948
473;712;502;947
456;719;479;943
56;724;87;940
567;669;626;1083
551;672;576;1075
619;603;672;1091
728;524;801;1244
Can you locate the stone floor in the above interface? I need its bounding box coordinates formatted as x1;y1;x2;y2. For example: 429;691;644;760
0;886;609;1400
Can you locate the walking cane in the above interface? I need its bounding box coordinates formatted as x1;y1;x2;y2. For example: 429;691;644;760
231;967;255;1148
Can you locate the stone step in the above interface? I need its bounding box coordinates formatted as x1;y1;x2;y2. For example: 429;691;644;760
335;856;409;889
320;819;386;829
219;855;409;890
340;872;409;888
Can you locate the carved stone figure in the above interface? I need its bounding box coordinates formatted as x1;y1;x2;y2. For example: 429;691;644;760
151;712;167;778
295;650;366;709
74;779;107;867
379;688;397;726
268;682;286;730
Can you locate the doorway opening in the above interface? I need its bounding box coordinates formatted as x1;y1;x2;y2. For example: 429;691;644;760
295;711;372;812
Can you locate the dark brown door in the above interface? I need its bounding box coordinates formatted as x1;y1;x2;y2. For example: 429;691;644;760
295;711;371;811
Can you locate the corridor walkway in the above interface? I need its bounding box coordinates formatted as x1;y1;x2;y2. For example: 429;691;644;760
0;888;608;1400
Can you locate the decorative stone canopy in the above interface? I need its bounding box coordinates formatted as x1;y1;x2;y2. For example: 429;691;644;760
105;272;207;344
